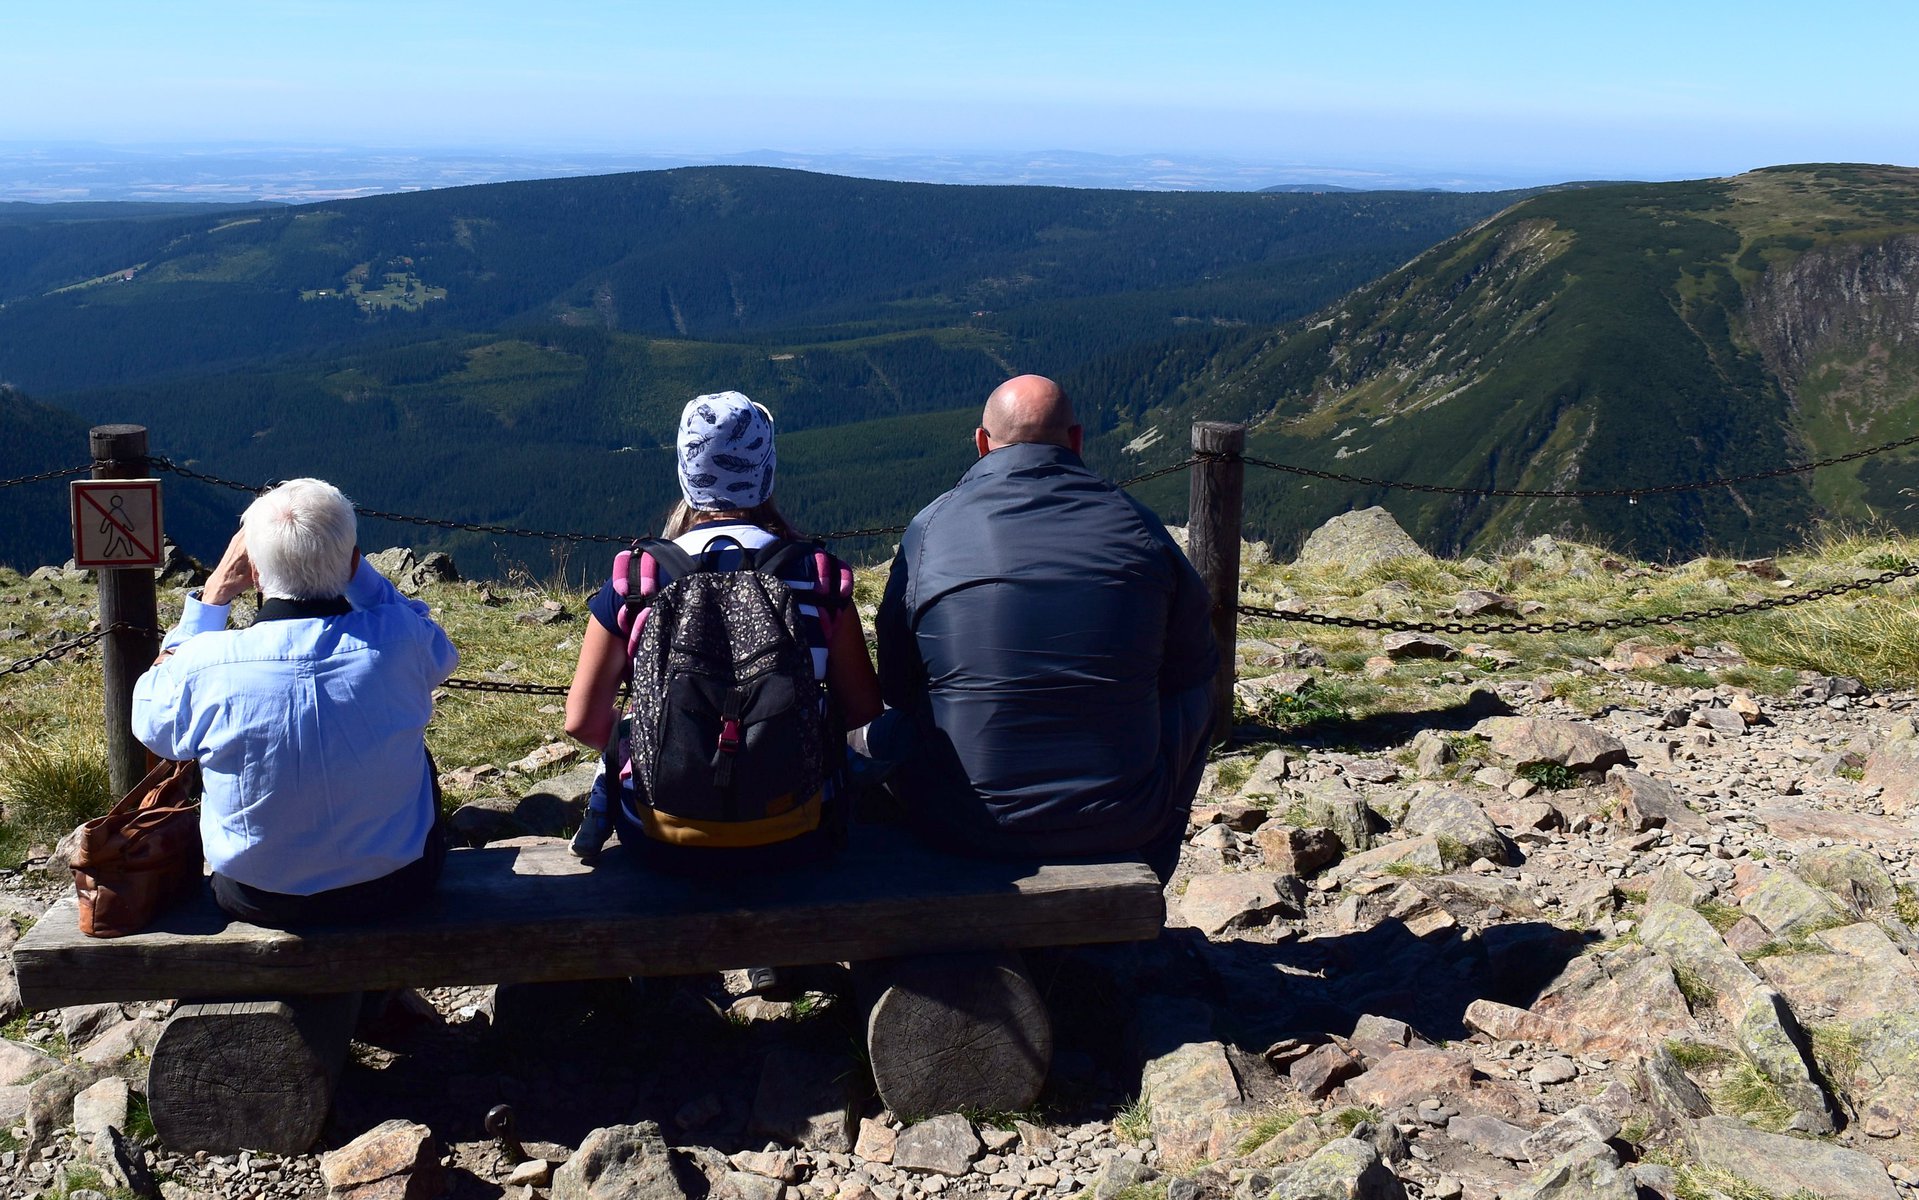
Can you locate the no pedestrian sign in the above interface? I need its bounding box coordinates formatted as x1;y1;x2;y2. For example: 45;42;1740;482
70;479;165;569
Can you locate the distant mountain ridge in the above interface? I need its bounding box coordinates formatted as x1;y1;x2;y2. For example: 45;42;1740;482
1110;164;1919;558
0;166;1525;571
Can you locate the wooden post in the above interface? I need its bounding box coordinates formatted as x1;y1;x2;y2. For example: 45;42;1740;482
90;425;160;796
1187;421;1245;746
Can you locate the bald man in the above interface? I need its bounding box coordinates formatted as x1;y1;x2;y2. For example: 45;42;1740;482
873;375;1216;882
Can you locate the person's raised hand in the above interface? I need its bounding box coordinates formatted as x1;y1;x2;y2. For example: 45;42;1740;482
203;529;256;606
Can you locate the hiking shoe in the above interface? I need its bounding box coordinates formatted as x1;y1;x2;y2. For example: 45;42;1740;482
569;807;613;860
745;966;799;1002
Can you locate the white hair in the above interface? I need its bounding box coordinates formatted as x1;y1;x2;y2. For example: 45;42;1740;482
241;478;357;600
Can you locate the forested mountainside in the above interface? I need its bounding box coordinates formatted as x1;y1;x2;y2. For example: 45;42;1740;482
0;167;1522;395
0;167;1526;572
1112;165;1919;559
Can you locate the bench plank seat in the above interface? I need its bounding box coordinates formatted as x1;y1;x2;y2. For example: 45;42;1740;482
15;827;1164;1010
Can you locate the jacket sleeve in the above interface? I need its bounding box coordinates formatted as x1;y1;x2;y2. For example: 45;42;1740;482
875;546;922;712
132;590;233;760
131;656;198;762
1159;539;1218;694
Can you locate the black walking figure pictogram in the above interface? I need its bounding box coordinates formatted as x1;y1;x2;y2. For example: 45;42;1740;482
99;495;138;558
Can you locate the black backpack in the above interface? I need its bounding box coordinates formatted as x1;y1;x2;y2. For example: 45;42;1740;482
618;536;847;848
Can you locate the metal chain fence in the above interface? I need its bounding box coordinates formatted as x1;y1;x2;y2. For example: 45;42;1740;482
5;442;1917;698
0;463;96;491
1237;563;1919;637
0;623;150;678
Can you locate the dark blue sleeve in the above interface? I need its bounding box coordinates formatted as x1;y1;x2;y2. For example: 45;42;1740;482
588;578;624;635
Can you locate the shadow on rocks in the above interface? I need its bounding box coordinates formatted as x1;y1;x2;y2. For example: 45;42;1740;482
1040;916;1597;1092
1240;687;1513;753
327;968;869;1163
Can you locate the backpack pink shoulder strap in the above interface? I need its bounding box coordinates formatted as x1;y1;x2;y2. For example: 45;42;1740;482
610;547;665;654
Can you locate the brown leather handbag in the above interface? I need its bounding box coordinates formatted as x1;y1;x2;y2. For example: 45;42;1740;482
70;758;205;938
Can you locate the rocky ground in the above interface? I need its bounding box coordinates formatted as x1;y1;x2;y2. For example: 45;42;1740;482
5;521;1919;1200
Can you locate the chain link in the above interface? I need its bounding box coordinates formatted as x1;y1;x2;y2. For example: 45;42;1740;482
1233;430;1919;499
141;457;261;496
440;677;572;696
0;463;96;491
0;622;153;678
1237;563;1919;636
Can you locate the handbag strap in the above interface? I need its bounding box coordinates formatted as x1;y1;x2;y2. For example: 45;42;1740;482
104;759;199;820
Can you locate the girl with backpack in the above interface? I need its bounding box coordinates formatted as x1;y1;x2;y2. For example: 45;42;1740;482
563;392;882;883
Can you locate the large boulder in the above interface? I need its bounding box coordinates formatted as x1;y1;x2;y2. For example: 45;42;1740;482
1610;769;1706;834
1283;780;1379;854
1685;1116;1897;1200
1345;1048;1473;1110
891;1113;980;1177
1799;845;1899;918
1734;987;1836;1133
1267;1137;1405;1199
1399;790;1509;866
1140;1040;1242;1166
1180;872;1303;936
1736;868;1847;939
1478;717;1630;773
319;1120;443;1200
553;1122;697;1200
1639;902;1760;1025
1510;1141;1636;1200
1293;508;1429;574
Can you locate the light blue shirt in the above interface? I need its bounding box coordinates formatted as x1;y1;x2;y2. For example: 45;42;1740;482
132;559;458;895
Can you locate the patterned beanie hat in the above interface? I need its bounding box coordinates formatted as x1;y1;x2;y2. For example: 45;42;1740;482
676;391;777;511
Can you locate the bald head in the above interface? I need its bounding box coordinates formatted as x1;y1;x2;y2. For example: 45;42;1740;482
978;375;1081;456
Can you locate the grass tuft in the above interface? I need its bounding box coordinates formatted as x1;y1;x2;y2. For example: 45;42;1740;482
1665;1039;1734;1071
1711;1062;1796;1133
1234;1105;1305;1154
125;1092;157;1143
1113;1095;1152;1143
1896;885;1919;927
1694;899;1745;933
0;726;113;862
1807;1023;1864;1092
1672;965;1719;1014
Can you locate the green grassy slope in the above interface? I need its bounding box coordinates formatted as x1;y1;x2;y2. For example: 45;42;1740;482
1102;165;1919;558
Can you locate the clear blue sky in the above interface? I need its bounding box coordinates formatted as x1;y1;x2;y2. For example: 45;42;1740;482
6;0;1916;180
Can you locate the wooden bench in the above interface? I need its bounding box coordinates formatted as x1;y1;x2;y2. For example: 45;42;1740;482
14;826;1163;1154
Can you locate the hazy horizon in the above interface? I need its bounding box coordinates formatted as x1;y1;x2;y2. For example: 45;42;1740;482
3;1;1915;203
0;140;1681;204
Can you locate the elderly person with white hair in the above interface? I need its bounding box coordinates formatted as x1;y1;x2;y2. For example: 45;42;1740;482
132;478;458;927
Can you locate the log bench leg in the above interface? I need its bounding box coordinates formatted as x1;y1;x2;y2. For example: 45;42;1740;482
147;994;360;1154
857;950;1052;1120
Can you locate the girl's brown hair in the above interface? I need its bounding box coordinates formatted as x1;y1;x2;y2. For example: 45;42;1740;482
661;498;801;541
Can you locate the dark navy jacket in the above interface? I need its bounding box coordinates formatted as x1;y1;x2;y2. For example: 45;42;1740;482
876;442;1217;857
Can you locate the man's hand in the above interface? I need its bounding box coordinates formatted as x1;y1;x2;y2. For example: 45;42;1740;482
202;529;256;606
